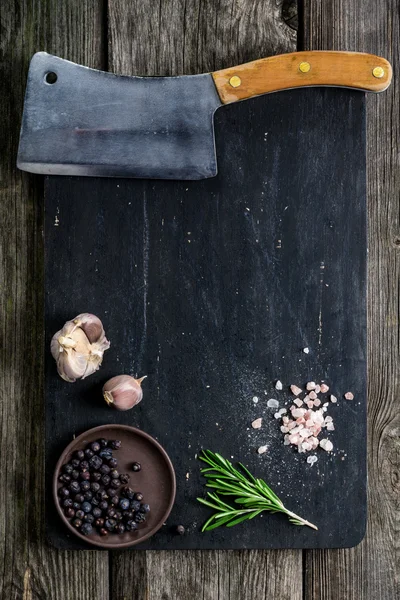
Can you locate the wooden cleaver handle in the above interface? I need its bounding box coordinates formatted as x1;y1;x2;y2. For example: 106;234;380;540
212;51;392;104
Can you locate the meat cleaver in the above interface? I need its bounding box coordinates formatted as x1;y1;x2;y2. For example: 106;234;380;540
17;51;391;180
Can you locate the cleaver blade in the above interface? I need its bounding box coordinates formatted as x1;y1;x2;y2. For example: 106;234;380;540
17;53;222;180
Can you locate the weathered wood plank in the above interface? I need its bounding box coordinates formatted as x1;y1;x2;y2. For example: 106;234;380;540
0;1;109;598
303;2;399;599
108;1;300;598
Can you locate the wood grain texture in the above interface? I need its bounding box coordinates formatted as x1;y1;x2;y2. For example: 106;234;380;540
212;51;391;103
107;0;300;598
0;1;109;599
107;0;296;76
112;550;303;600
303;1;400;600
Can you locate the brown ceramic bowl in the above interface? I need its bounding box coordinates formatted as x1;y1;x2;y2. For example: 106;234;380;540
53;424;176;548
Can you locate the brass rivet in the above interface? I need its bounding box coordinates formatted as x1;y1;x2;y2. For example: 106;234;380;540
229;75;242;88
299;61;311;73
372;66;384;78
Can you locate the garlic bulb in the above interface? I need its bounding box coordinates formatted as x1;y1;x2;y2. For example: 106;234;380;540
103;375;146;411
51;313;110;382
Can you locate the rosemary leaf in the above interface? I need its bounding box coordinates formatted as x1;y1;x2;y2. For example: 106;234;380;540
197;450;318;532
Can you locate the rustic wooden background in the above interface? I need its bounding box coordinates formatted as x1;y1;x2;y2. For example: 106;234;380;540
0;0;398;598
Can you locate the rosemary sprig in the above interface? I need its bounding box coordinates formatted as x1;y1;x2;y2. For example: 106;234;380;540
196;450;318;531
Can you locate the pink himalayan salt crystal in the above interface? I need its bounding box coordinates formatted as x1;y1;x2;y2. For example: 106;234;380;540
291;408;306;418
306;381;316;391
283;434;291;445
313;398;321;407
287;421;297;430
344;392;354;400
290;384;302;396
280;425;289;433
330;395;337;403
306;400;314;409
314;384;321;394
319;439;333;452
288;433;300;444
326;422;335;431
309;391;317;400
251;418;262;429
320;383;329;393
296;417;306;425
299;428;312;438
257;445;268;454
307;455;318;465
294;398;303;407
282;416;289;424
300;441;312;452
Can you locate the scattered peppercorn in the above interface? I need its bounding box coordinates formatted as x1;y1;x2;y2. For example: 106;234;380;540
176;525;185;535
80;522;93;536
83;513;95;523
80;480;90;492
131;462;141;472
69;481;80;494
109;440;122;450
119;474;130;484
134;493;143;502
72;518;82;529
119;498;130;511
99;449;113;461
125;520;138;532
101;475;111;487
89;455;103;471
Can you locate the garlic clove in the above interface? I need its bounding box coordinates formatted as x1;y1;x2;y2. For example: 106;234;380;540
56;347;88;382
73;313;106;344
103;375;146;411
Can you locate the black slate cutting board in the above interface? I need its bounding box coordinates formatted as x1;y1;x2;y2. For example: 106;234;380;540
45;87;366;550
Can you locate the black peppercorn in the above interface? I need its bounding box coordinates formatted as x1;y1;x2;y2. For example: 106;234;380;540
109;440;122;450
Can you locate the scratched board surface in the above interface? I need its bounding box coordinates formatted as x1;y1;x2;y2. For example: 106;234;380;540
45;88;366;549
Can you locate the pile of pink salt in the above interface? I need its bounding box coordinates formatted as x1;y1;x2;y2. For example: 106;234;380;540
278;381;348;454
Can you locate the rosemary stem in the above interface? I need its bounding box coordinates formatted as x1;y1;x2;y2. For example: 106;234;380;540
285;509;318;531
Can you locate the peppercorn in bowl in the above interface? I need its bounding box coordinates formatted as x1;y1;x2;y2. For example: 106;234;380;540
53;424;176;548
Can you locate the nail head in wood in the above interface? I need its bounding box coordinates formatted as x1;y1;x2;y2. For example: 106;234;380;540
372;66;384;78
299;61;311;73
229;75;242;88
